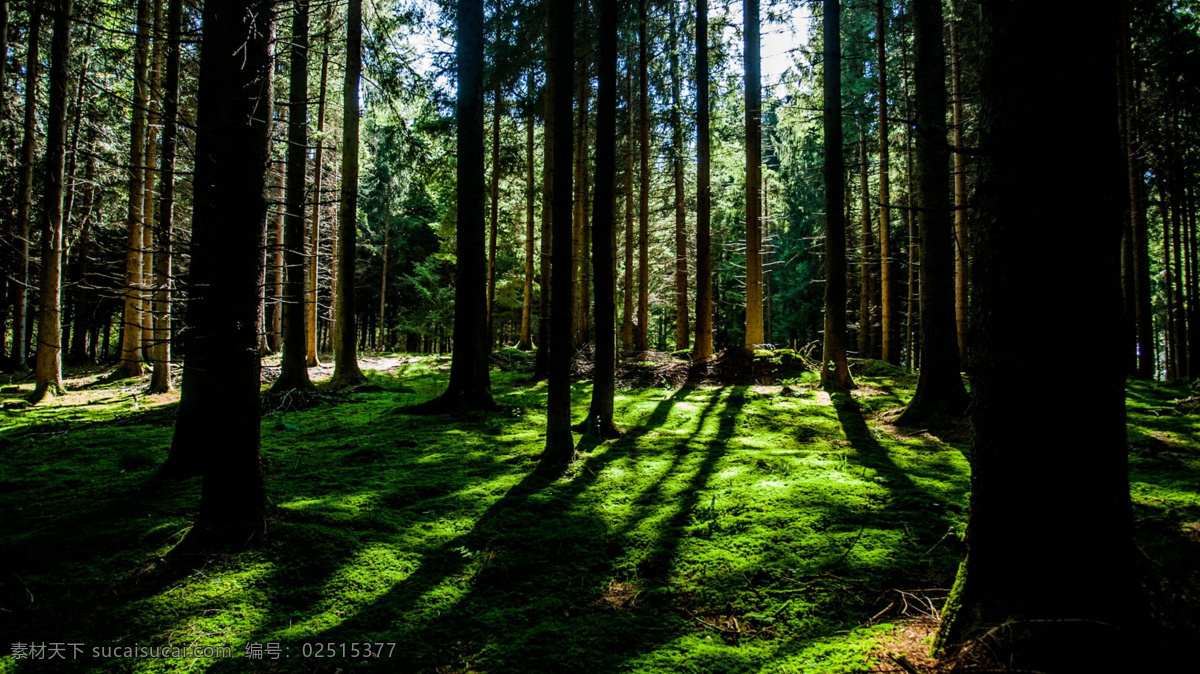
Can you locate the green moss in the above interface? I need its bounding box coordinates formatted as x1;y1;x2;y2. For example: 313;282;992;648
1;365;1193;672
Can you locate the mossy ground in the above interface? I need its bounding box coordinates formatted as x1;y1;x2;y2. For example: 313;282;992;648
0;357;1195;673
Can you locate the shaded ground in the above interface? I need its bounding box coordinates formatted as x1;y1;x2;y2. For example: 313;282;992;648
0;356;1195;673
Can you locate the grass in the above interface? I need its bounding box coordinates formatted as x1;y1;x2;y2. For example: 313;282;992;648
0;356;1195;673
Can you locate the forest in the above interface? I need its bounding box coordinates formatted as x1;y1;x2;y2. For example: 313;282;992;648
1;0;1199;670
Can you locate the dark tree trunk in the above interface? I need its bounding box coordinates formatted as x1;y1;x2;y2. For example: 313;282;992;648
329;0;367;388
820;0;853;389
540;0;575;472
634;0;649;352
272;0;314;392
30;0;71;402
166;0;272;549
534;67;553;380
582;0;617;438
933;3;1142;668
401;0;492;410
858;136;875;359
694;0;712;362
621;62;635;353
487;87;500;347
894;0;968;425
669;0;688;351
518;70;535;351
307;31;330;367
877;0;896;364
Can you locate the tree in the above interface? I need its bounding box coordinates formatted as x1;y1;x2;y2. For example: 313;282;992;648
148;0;183;394
876;0;896;364
272;0;315;392
401;0;493;410
581;0;617;438
669;0;688;351
693;0;712;361
307;20;332;368
540;0;574;472
329;0;369;389
113;0;153;380
518;71;536;351
820;0;854;389
949;0;968;365
894;0;968;425
634;0;649;352
933;3;1143;668
29;0;71;402
11;2;40;372
744;0;763;349
168;0;273;547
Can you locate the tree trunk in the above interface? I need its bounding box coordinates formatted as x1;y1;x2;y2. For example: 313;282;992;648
378;200;388;349
269;167;284;351
669;0;688;351
148;0;181;395
166;0;272;549
933;4;1141;667
572;65;591;348
518;70;535;351
400;0;492;409
820;0;853;389
11;2;40;371
272;0;314;392
583;0;617;438
744;0;764;349
534;67;553;379
858;136;874;359
949;6;968;367
328;0;367;389
68;126;97;364
142;0;162;355
30;0;70;402
541;0;575;471
694;0;712;361
487;87;500;347
894;0;967;425
634;0;649;352
0;0;8;114
306;28;330;367
877;0;896;364
621;61;635;353
113;0;152;379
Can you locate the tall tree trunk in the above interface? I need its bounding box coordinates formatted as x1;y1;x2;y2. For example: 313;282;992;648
401;0;492;409
487;87;500;347
534;69;553;379
11;2;40;371
949;5;968;366
541;0;575;471
0;0;8;114
269;167;284;351
693;0;712;361
621;64;635;353
329;0;367;388
148;0;181;395
272;0;313;392
68;125;97;364
933;3;1141;667
518;70;536;351
669;0;688;351
30;0;70;402
820;0;853;389
572;64;591;348
166;0;272;549
583;0;618;437
877;0;896;364
858;136;875;358
634;0;649;352
378;199;388;349
894;0;968;425
306;30;329;367
114;0;152;379
142;0;162;355
744;0;764;349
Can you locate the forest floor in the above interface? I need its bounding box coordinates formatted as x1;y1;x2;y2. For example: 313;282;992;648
0;353;1197;673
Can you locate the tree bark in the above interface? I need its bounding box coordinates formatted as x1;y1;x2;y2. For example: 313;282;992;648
894;0;968;425
378;199;388;349
306;28;330;367
487;87;500;347
328;0;367;389
167;0;272;549
148;0;181;395
858;136;875;358
534;66;553;380
30;0;70;402
877;0;896;364
11;2;40;371
820;0;853;389
669;0;688;351
744;0;764;349
272;0;314;392
933;3;1142;667
693;0;712;361
113;0;153;379
541;0;575;471
518;70;536;351
949;5;968;366
634;0;649;352
582;0;618;438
